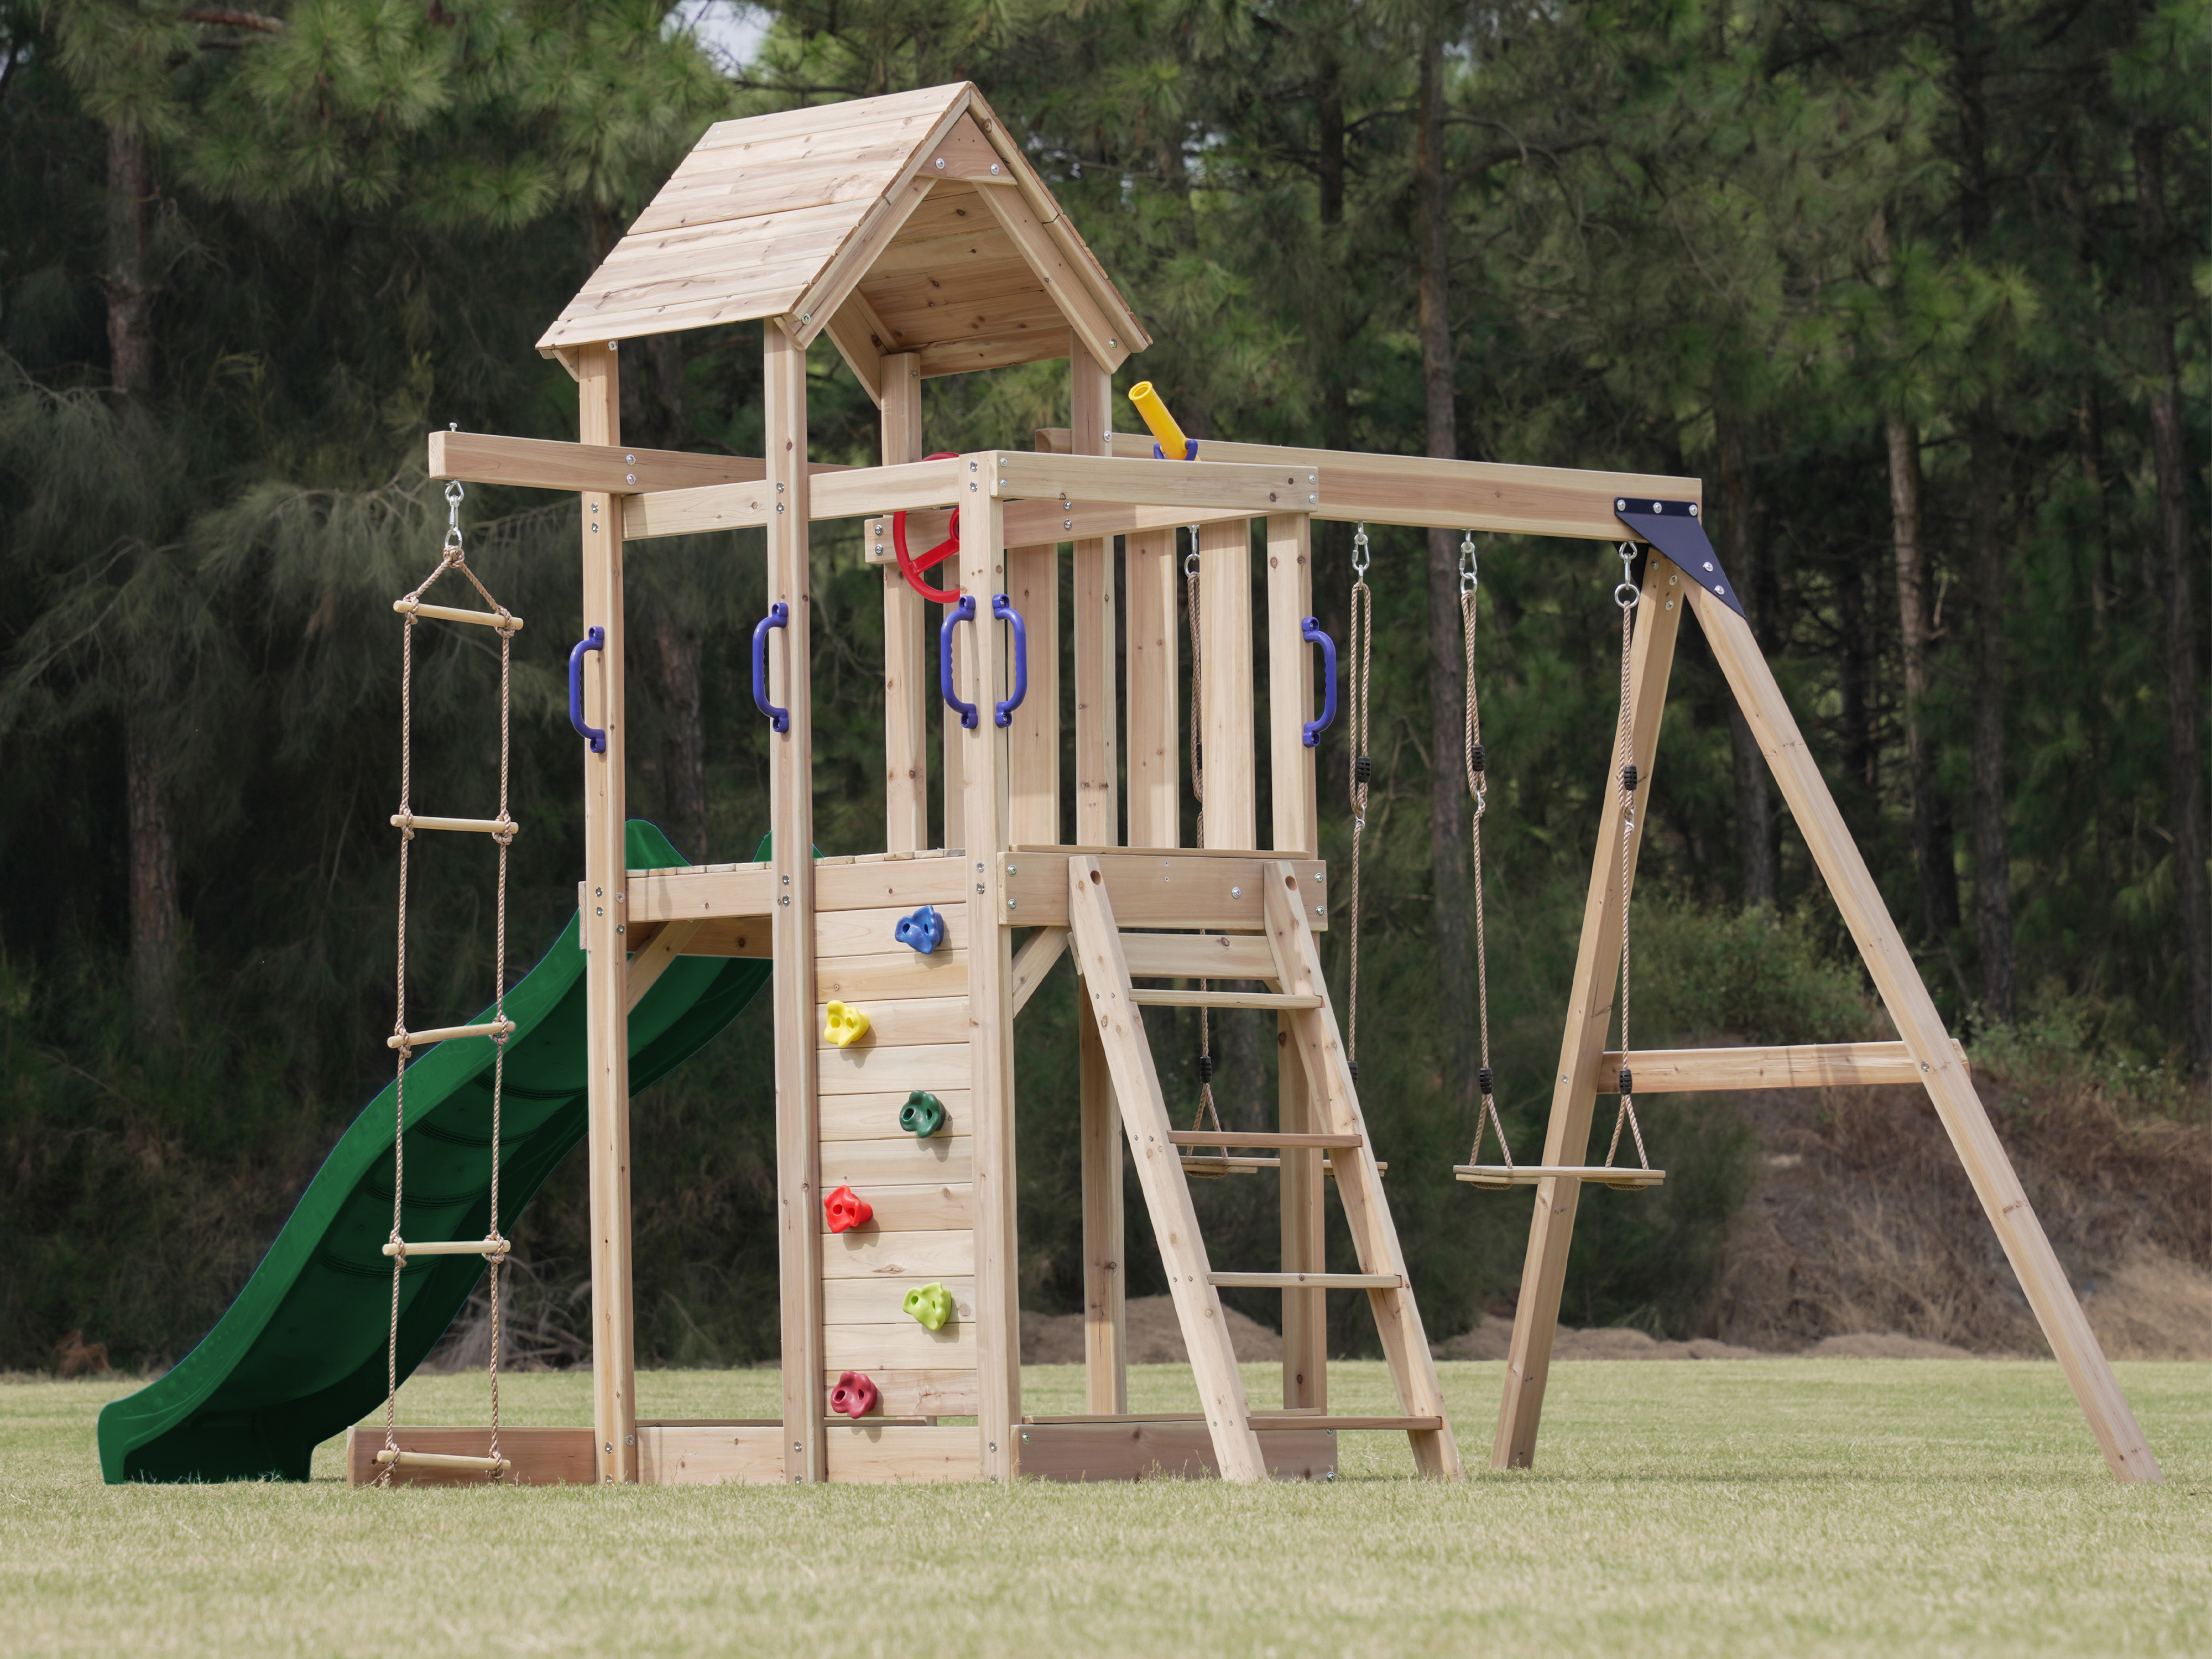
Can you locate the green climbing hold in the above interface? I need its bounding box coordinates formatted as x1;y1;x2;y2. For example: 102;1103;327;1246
899;1090;947;1138
902;1282;954;1331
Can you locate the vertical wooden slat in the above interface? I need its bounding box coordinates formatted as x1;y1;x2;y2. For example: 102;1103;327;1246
1125;530;1178;848
765;324;825;1485
1690;583;2163;1484
1070;343;1118;847
1265;514;1319;857
1005;542;1059;845
1197;517;1255;850
577;342;636;1485
1493;556;1685;1472
958;473;1020;1480
880;352;927;852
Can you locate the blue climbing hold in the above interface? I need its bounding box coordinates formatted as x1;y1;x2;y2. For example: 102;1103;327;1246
895;905;945;955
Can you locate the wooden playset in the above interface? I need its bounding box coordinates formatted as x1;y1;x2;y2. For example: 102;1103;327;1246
348;82;2163;1487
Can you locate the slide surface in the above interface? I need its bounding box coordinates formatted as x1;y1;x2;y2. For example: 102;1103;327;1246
97;823;769;1483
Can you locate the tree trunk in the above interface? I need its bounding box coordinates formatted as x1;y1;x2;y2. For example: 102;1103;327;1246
2134;124;2211;1072
1837;551;1874;794
126;708;179;1046
1312;60;1353;671
107;120;178;1046
1886;416;1960;938
1966;403;2013;1024
1415;26;1474;1104
1715;411;1774;907
653;614;708;863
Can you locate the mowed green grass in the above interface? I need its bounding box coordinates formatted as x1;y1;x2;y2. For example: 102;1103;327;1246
1;1360;2205;1657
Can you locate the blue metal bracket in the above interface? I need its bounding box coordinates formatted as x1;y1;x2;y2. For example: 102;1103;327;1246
1611;498;1745;620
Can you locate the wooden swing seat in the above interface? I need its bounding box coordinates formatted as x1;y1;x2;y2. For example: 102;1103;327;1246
1453;1164;1666;1192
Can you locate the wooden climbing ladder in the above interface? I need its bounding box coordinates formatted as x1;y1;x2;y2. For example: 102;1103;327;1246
1064;854;1462;1481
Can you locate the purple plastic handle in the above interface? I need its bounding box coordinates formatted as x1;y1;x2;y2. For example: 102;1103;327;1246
568;627;606;753
940;596;978;729
1301;617;1337;747
991;593;1028;727
752;603;790;733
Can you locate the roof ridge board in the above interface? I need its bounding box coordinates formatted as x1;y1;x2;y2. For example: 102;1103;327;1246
686;84;970;151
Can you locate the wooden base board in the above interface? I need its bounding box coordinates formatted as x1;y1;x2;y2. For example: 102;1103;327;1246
1018;1420;1336;1482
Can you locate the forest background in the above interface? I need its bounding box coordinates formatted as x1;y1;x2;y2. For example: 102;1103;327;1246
0;0;2203;1373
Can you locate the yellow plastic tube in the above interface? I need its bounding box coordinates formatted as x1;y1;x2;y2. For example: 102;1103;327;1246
1127;382;1190;457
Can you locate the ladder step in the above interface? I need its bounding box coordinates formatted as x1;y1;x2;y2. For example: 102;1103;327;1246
388;1020;516;1050
390;812;520;837
383;1238;514;1258
1120;932;1279;980
1168;1130;1360;1149
1023;1411;1442;1432
392;598;522;632
1208;1271;1402;1290
1180;1155;1386;1177
1128;989;1322;1010
1454;1164;1666;1191
373;1448;512;1473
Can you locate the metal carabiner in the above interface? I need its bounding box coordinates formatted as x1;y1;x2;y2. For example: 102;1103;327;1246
443;480;466;554
1459;530;1478;597
1615;541;1640;609
1183;523;1202;578
1352;522;1371;580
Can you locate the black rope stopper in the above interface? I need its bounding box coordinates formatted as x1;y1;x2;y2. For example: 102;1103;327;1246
1349;1059;1360;1081
1197;1052;1213;1084
1478;1065;1494;1095
1354;754;1371;785
1470;740;1486;774
1618;1066;1634;1094
1620;763;1638;792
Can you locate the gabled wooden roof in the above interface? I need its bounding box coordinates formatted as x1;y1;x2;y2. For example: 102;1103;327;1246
537;83;1149;394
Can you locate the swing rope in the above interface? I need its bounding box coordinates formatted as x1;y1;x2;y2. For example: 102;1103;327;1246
1460;534;1514;1171
380;479;517;1484
1604;544;1652;1171
1345;524;1373;1083
1183;526;1221;1135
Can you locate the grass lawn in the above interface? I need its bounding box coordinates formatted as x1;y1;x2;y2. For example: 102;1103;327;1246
1;1358;2205;1656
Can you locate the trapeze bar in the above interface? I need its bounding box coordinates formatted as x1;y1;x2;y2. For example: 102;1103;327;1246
1454;1164;1666;1191
392;598;523;632
373;1448;512;1473
382;1238;513;1259
387;1020;516;1050
390;813;520;837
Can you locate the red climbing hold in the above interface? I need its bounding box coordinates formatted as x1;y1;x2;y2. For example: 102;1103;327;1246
825;1185;873;1233
829;1371;879;1419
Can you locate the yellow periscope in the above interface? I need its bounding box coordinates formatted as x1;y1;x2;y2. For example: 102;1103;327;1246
1126;382;1190;457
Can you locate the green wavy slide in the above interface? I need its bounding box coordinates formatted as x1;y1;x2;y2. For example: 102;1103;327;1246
98;822;770;1483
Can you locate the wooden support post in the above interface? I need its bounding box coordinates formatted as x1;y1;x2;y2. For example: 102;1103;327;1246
1071;343;1118;847
1198;518;1255;851
1690;586;2164;1483
959;480;1021;1480
765;325;825;1485
1494;556;1686;1472
1125;529;1179;848
1005;541;1059;845
1264;512;1323;1407
881;353;927;852
1079;991;1126;1413
1070;341;1124;1414
576;341;637;1486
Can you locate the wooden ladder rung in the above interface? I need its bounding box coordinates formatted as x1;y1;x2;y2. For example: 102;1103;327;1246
373;1448;511;1473
1208;1270;1402;1290
383;1238;513;1258
392;599;522;632
1454;1164;1666;1191
1253;1415;1443;1432
1128;989;1323;1010
388;1019;516;1050
1168;1130;1360;1149
1179;1155;1387;1177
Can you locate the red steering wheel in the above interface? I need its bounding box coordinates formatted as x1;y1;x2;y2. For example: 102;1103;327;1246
891;452;962;604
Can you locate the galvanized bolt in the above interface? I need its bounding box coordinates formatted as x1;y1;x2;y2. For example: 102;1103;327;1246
625;473;637;484
934;157;946;170
1230;886;1243;899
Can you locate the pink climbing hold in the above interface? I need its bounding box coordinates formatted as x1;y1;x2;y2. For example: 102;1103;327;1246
825;1185;873;1234
829;1371;879;1419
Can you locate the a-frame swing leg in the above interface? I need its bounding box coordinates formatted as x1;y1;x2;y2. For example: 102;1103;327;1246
1493;557;1688;1471
1689;587;2162;1483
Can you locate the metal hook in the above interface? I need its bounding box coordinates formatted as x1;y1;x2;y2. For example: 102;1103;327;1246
1459;530;1478;596
1352;522;1370;579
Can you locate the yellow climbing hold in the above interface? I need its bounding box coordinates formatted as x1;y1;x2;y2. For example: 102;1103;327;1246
823;1000;871;1047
